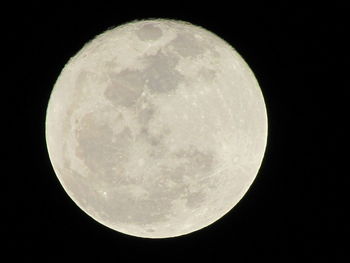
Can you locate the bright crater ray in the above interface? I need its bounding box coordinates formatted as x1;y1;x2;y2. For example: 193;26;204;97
45;19;268;238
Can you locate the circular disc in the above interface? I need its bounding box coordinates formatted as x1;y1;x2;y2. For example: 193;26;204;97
45;19;268;238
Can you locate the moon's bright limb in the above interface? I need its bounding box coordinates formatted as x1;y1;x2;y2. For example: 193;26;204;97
45;19;268;238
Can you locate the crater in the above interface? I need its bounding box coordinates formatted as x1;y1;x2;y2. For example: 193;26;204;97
87;141;215;226
99;191;171;225
99;170;191;226
136;24;163;41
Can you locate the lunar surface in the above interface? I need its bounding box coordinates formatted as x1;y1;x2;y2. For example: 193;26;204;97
45;19;268;238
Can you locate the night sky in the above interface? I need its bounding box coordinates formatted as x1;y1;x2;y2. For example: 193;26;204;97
5;1;346;261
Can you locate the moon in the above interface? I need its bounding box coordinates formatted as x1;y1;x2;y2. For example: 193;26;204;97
45;19;268;238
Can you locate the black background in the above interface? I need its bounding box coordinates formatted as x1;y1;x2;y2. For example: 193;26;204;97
5;1;347;261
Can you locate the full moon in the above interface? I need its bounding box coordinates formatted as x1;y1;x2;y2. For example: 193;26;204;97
45;19;268;238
